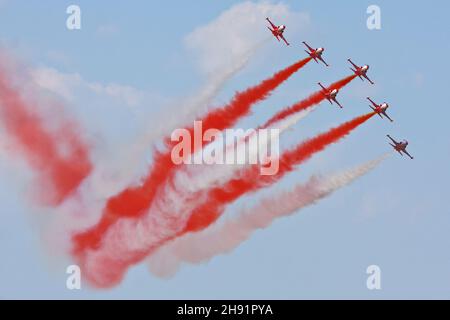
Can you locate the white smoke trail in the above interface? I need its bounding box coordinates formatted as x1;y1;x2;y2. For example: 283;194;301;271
78;104;313;287
87;41;266;200
47;40;270;259
147;153;390;278
33;41;267;270
79;162;212;287
175;106;314;195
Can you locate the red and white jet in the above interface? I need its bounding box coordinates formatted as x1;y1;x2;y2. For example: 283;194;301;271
348;58;374;84
318;82;343;108
266;17;289;46
303;42;329;66
387;135;414;159
367;97;393;122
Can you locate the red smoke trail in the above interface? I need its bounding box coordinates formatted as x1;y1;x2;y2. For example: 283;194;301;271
77;112;375;288
263;74;357;128
0;68;92;205
72;149;174;254
177;57;313;148
184;112;375;232
73;57;312;254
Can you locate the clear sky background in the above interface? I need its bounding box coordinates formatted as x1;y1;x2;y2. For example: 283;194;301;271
0;0;449;299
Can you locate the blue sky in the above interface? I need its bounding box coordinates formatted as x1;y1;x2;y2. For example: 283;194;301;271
0;0;449;299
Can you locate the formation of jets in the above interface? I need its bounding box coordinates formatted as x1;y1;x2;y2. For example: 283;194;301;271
265;17;414;160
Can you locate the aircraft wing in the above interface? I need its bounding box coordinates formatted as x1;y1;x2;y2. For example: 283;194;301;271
387;135;398;144
302;41;314;52
403;149;414;159
334;98;343;109
367;97;377;107
383;112;394;122
266;17;276;29
364;74;375;84
279;34;290;46
348;59;358;69
318;56;329;67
